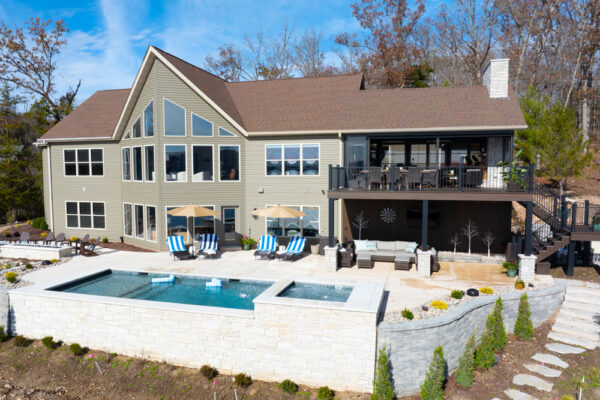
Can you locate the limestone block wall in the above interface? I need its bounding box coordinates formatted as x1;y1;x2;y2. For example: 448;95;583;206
0;288;8;332
8;289;378;392
377;282;566;396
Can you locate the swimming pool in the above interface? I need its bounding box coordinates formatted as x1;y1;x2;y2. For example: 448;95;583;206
50;270;273;310
277;282;353;302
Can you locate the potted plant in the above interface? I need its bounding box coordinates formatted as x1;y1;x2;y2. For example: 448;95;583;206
240;236;256;250
502;261;519;277
515;279;525;290
498;149;527;191
592;214;600;232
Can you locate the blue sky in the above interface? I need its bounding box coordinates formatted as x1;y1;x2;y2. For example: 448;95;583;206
2;1;446;103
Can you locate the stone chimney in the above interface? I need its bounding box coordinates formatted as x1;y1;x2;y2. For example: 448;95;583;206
482;59;509;99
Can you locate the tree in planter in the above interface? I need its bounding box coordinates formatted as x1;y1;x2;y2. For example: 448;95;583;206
420;345;446;400
514;292;534;340
462;220;479;255
481;230;495;258
450;232;461;254
372;346;394;400
455;333;476;387
352;211;369;240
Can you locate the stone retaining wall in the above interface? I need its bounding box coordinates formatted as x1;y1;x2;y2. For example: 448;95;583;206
377;282;566;396
0;288;8;332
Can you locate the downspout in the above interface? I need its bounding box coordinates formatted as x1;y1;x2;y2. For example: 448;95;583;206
337;132;343;242
47;144;54;231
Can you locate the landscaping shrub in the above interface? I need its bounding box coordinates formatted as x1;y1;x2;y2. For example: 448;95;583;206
2;231;9;237
455;333;476;387
4;272;17;283
401;308;414;320
25;263;33;269
514;293;534;340
479;287;494;295
200;365;217;380
49;259;59;264
487;297;506;351
26;220;32;225
42;336;55;350
32;217;48;230
560;396;576;400
430;300;448;310
14;335;31;347
0;326;6;342
40;232;48;238
234;373;252;387
279;379;298;394
372;346;394;400
102;237;109;243
316;386;334;400
474;331;495;369
420;345;446;400
69;343;85;356
451;289;464;299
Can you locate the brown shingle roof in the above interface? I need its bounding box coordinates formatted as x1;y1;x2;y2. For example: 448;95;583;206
40;89;129;140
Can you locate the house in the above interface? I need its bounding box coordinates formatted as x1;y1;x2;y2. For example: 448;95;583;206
37;46;534;260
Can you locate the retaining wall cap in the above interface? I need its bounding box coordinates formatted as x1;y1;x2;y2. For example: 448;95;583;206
378;282;566;332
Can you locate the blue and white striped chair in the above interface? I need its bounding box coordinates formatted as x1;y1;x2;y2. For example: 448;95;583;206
253;235;277;260
277;236;306;261
198;233;219;258
166;235;190;260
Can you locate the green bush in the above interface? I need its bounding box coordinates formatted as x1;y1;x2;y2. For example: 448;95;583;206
372;346;394;400
401;308;414;320
455;333;476;387
42;336;55;350
69;343;85;356
474;331;495;369
317;386;334;400
102;237;109;243
451;289;464;299
560;396;576;400
14;335;31;347
490;298;506;351
4;271;17;283
234;373;252;387
514;293;534;340
32;217;48;230
0;326;6;342
25;263;33;269
200;365;217;380
420;345;446;400
279;379;298;394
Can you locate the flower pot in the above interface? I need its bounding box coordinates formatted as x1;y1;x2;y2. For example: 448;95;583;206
593;222;600;232
515;283;524;290
507;269;517;277
242;244;250;250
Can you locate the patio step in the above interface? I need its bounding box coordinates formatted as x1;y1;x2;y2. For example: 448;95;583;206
564;293;600;307
551;322;599;342
558;306;600;323
554;315;600;334
561;299;600;313
566;286;600;299
547;331;597;350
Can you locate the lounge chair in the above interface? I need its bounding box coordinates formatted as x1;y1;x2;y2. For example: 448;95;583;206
197;233;219;258
253;235;277;259
54;233;66;247
17;231;30;245
81;237;101;256
166;235;191;260
74;234;90;254
41;231;55;246
276;236;306;261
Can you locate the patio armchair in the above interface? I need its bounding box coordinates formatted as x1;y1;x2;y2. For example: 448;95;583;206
407;167;421;190
17;231;30;245
254;234;277;260
54;233;66;247
166;235;191;260
41;231;55;246
275;235;306;261
464;169;483;187
197;233;219;258
80;237;101;257
368;168;382;190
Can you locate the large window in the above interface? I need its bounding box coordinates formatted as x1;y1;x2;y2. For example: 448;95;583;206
146;206;156;241
122;148;131;180
164;99;185;136
66;201;105;229
123;203;132;236
192;113;212;136
145;146;155;182
135;204;144;238
192;145;213;182
144;101;154;137
132;146;142;181
166;206;188;241
266;205;319;237
132;117;141;138
194;205;215;236
265;144;319;176
219;145;239;181
64;149;103;176
218;127;235;137
165;145;186;182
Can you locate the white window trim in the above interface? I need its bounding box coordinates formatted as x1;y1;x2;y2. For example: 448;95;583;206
134;203;145;239
143;99;154;137
145;204;157;242
144;144;156;183
163;97;187;137
123;202;133;237
218;144;241;182
63;148;105;178
263;204;320;237
163;144;188;183
218;126;236;137
264;143;320;177
191;112;214;137
132;116;142;139
64;200;107;231
191;144;215;182
121;147;131;182
132;146;144;182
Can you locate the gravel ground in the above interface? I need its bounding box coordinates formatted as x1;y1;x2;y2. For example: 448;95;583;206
0;257;70;289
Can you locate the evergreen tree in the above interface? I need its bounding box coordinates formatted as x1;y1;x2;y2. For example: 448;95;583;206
371;346;394;400
514;293;534;340
420;345;446;400
455;333;476;387
490;298;507;351
474;331;496;369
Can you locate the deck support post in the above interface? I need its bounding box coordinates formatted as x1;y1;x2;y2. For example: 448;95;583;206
525;201;533;256
328;198;335;248
458;156;464;192
567;241;575;277
584;200;590;226
435;137;440;189
421;200;429;250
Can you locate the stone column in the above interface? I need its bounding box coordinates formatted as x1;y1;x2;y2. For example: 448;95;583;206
518;254;537;283
417;249;432;277
324;246;339;272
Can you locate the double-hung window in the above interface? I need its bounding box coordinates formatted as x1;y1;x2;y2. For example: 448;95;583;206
135;204;144;238
145;146;155;182
132;146;143;181
302;144;319;175
219;145;240;181
265;144;319;176
192;145;213;181
165;145;186;182
132;117;141;138
122;148;131;180
66;201;105;229
64;149;103;176
266;145;282;175
123;203;132;236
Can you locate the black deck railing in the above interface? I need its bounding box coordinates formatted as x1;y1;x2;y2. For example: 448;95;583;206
329;163;534;193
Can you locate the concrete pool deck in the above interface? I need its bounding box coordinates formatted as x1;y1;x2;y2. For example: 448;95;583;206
21;246;552;312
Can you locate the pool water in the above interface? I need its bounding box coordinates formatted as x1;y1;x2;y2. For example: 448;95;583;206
50;271;272;310
278;282;353;302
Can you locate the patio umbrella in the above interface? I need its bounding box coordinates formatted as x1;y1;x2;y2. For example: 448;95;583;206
252;205;305;236
167;205;219;244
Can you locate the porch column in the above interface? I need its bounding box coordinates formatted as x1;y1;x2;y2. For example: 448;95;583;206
328;198;335;247
421;200;429;250
435;137;440;189
524;201;533;256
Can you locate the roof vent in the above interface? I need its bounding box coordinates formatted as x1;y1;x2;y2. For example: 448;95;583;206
482;59;509;99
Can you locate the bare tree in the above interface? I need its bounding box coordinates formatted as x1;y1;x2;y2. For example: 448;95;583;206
293;28;338;77
352;211;369;240
450;232;461;253
462;219;479;255
481;230;495;258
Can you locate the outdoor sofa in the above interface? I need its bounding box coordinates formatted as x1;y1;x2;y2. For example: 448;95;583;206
354;240;418;269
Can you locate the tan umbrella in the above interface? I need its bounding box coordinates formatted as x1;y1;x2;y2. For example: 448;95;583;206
167;205;219;243
252;205;305;236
